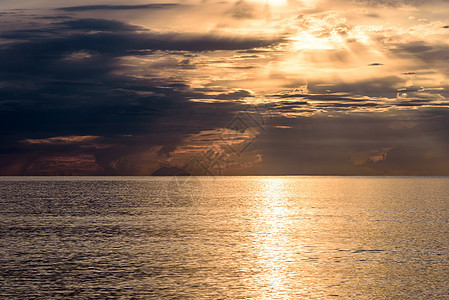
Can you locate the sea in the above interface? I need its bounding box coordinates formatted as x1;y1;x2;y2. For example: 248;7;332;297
1;176;449;299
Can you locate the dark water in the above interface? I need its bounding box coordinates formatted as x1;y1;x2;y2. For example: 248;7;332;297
1;176;449;299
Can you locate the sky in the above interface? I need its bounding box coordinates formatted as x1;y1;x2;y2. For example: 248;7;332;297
1;0;449;175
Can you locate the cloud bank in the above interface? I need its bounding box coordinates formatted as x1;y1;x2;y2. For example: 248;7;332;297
1;0;449;175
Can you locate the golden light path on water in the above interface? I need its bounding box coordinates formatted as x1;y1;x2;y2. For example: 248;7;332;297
250;178;317;298
253;178;292;297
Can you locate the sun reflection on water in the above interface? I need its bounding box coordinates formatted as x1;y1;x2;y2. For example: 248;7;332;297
252;178;295;298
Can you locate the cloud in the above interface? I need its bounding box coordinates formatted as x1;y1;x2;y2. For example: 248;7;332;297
0;26;283;68
0;17;266;175
58;18;145;32
392;41;449;63
350;147;392;165
21;135;100;145
1;0;449;175
227;0;256;19
354;0;447;7
57;4;184;12
21;153;99;176
248;109;449;175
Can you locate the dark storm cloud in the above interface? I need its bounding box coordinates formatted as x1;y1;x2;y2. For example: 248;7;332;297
58;19;144;32
0;30;282;61
0;17;274;174
250;108;449;175
0;78;245;175
0;18;283;82
57;3;184;12
0;19;141;40
0;29;53;39
39;16;72;20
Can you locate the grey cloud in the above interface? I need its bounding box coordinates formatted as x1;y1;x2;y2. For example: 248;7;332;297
0;18;284;85
0;17;261;175
309;77;405;98
250;109;449;175
354;0;444;7
228;0;256;19
57;4;184;12
397;42;433;53
58;19;145;32
0;29;53;40
215;90;254;100
391;41;449;65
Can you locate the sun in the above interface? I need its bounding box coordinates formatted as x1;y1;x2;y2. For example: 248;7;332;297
291;32;344;51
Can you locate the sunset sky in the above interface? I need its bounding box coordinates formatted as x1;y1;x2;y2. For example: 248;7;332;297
1;0;449;175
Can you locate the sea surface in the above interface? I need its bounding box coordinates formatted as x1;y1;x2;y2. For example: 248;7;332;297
1;176;449;299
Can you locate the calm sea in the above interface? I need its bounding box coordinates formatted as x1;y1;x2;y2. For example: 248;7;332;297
1;176;449;299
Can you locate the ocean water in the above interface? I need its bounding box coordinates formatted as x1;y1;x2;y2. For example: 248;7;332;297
1;176;449;299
